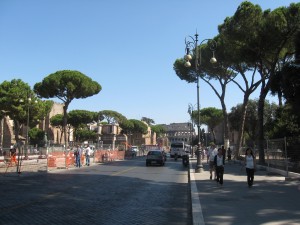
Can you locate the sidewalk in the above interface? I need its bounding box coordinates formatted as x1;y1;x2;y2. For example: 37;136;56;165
189;158;300;225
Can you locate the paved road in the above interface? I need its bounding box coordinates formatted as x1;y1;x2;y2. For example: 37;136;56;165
2;156;299;225
0;158;191;225
189;158;300;225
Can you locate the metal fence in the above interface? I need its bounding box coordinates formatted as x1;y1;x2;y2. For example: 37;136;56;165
234;136;300;175
265;137;300;174
227;136;300;177
265;138;287;172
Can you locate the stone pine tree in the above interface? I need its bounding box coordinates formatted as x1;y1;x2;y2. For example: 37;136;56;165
199;107;223;144
120;119;148;135
141;117;155;125
34;70;102;148
174;2;300;163
68;110;98;142
0;79;33;149
0;79;51;158
219;2;300;163
150;124;166;138
98;110;127;124
270;30;300;125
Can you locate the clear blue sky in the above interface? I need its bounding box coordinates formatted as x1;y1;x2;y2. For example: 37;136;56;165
0;0;296;125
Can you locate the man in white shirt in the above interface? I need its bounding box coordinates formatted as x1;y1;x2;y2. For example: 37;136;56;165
208;144;218;180
85;145;91;166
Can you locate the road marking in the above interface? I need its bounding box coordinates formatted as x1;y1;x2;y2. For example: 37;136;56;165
111;167;137;176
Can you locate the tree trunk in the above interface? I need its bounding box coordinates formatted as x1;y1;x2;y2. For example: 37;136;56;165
201;77;230;149
257;59;276;165
257;81;269;165
211;129;216;144
60;129;63;144
220;100;230;150
63;103;69;149
236;93;250;158
13;120;22;173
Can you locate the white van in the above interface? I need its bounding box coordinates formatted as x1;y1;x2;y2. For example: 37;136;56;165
170;142;186;158
130;146;139;153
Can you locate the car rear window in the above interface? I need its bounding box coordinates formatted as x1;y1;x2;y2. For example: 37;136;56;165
148;151;161;156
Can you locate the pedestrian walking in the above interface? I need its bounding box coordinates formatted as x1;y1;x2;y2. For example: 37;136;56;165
227;147;232;161
85;145;91;166
74;145;82;168
244;148;256;187
205;147;209;163
214;148;225;186
221;145;226;160
202;148;206;161
208;144;218;180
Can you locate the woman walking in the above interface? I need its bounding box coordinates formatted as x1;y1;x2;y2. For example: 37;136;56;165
245;148;256;187
214;148;225;186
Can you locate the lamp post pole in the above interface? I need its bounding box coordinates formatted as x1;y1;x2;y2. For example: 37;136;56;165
1;117;4;155
25;97;31;158
206;132;208;147
188;103;196;157
184;32;217;173
21;95;37;158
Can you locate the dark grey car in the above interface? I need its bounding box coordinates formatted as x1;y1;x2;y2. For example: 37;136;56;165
146;150;165;166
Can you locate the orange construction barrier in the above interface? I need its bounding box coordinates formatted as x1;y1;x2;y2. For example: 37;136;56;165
48;156;57;167
11;153;17;165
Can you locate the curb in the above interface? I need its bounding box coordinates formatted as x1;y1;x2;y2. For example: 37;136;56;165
189;159;205;225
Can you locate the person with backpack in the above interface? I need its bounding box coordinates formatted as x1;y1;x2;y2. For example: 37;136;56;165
244;148;256;187
214;148;225;186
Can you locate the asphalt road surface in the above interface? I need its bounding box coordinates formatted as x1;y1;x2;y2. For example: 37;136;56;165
0;157;192;225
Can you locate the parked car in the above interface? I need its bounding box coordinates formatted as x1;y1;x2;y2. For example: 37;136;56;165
146;149;165;166
129;146;139;157
131;146;139;152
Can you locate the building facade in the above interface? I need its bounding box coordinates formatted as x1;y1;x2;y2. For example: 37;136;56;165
88;121;156;150
162;122;195;145
0;102;67;149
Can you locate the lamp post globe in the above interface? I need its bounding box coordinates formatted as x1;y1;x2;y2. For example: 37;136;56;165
184;54;193;61
184;61;192;67
210;57;217;64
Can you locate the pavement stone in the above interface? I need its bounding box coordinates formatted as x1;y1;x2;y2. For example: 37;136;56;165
1;157;300;225
189;158;300;225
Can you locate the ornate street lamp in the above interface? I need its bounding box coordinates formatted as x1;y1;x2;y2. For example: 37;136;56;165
20;95;37;158
184;32;217;173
